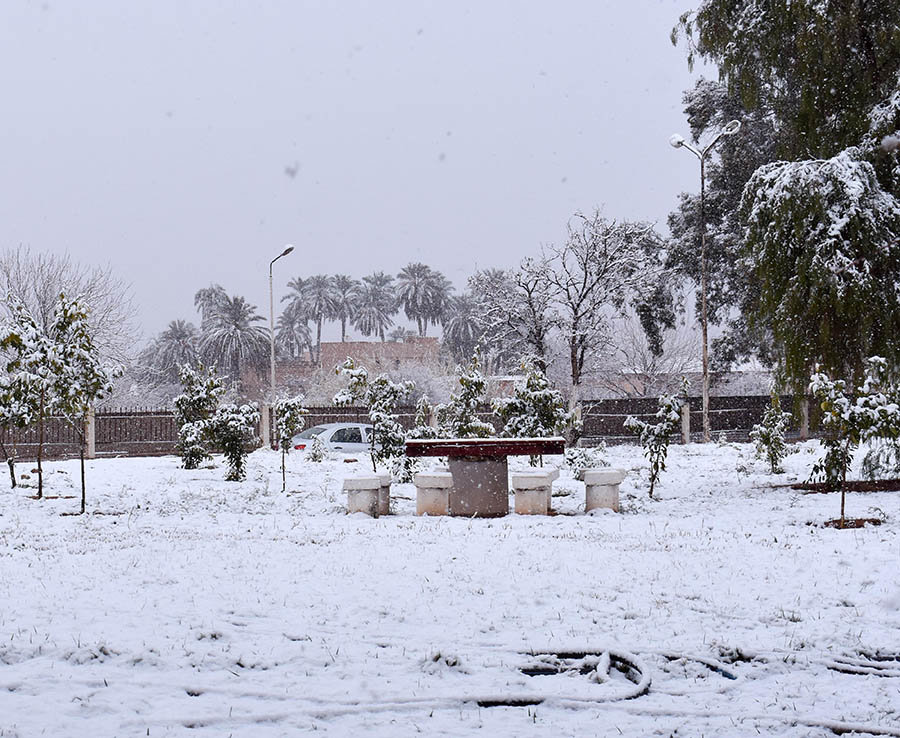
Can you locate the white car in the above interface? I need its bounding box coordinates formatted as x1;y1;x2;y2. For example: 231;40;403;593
291;422;374;453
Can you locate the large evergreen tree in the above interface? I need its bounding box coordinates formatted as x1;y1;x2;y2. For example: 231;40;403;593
668;1;900;377
740;149;900;388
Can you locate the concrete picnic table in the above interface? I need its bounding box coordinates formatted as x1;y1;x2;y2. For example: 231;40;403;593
405;437;566;518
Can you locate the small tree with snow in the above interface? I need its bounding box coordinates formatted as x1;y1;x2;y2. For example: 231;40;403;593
436;352;495;438
0;373;34;489
334;358;416;479
306;434;328;462
206;403;259;482
810;357;900;527
173;363;224;469
0;296;62;498
749;394;792;473
408;395;440;440
625;381;687;498
273;395;309;491
48;295;121;514
564;445;608;480
492;359;575;465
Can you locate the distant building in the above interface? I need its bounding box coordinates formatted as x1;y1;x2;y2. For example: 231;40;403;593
244;338;442;400
318;337;439;372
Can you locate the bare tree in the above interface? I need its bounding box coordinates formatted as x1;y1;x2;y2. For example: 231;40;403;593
0;247;138;363
595;312;701;398
469;265;555;373
528;211;665;406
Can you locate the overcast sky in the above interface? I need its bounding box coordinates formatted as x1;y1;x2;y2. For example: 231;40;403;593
0;0;712;341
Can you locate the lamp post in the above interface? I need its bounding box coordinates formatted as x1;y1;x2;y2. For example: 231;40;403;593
669;119;740;443
269;245;294;446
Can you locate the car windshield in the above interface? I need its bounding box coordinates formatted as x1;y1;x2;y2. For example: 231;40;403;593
296;426;328;439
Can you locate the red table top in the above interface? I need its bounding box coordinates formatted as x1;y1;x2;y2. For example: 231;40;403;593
405;437;565;458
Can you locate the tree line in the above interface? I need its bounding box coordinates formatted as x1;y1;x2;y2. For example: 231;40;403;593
140;214;672;404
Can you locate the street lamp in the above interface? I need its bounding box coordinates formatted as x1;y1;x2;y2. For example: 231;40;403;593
269;245;294;446
670;119;741;443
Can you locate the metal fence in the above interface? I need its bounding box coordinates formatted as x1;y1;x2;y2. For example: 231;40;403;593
580;394;811;445
0;396;813;461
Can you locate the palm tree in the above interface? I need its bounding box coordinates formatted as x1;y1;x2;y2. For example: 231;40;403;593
353;272;397;341
301;274;339;362
276;301;312;360
427;272;455;331
194;284;228;330
332;275;362;342
199;295;269;387
396;263;454;337
144;319;199;383
442;293;481;364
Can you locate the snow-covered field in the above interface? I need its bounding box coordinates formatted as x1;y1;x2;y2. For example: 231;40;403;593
1;441;898;737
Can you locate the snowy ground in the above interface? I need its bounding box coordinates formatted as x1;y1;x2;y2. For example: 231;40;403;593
1;441;899;737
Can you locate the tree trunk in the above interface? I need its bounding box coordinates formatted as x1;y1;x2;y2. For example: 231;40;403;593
1;440;16;488
316;316;323;363
341;318;347;342
281;448;286;493
79;435;86;515
37;390;44;499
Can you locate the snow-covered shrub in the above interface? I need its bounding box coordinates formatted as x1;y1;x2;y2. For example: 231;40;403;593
435;352;494;438
492;359;575;465
306;434;328;463
564;445;608;480
408;395;440;440
335;358;415;479
206;403;259;482
749;394;792;473
273;396;309;491
810;357;900;525
173;364;224;469
624;383;686;498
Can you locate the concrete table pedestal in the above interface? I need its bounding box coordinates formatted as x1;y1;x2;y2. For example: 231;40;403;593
414;472;453;516
584;468;626;513
447;457;509;518
344;475;383;517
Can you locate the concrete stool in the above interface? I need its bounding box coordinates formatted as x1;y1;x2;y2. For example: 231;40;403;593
344;475;383;517
511;472;552;515
376;472;392;516
414;472;453;516
584;468;626;513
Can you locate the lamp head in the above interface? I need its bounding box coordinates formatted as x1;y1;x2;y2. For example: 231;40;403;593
722;119;741;136
669;134;686;148
281;245;294;257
